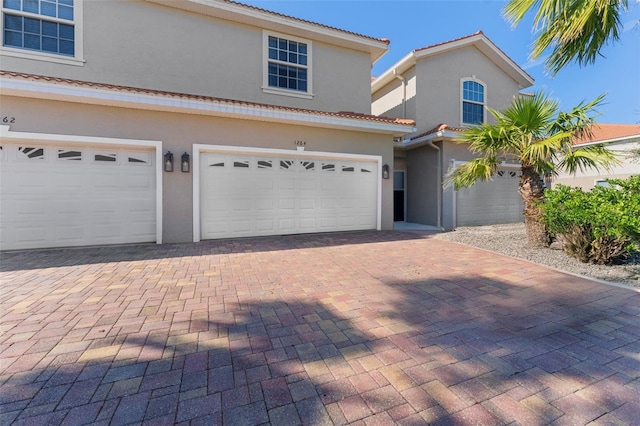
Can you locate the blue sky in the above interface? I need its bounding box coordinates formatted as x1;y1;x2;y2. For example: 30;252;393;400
243;0;640;124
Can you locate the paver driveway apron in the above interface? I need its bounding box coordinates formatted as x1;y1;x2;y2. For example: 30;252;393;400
1;231;639;425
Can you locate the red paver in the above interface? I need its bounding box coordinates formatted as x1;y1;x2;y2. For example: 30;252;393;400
1;230;639;424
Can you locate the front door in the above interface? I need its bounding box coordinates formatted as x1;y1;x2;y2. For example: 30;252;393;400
393;170;405;221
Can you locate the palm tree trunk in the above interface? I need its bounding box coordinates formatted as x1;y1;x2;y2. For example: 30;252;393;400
519;166;550;247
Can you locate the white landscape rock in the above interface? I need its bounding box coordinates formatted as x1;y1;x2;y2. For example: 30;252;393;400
434;223;640;289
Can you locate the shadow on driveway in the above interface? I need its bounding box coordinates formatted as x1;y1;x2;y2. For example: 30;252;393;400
1;233;639;424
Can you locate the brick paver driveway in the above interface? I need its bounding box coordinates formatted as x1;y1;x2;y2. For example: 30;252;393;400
1;231;639;425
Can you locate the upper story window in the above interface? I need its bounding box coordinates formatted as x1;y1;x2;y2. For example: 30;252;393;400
461;79;485;125
263;31;313;99
2;0;83;65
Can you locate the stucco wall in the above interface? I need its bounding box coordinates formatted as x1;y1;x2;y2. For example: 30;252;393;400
0;0;373;114
415;47;522;133
371;67;417;120
405;145;439;225
2;95;395;243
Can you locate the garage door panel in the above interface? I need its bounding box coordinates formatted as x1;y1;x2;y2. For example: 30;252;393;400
279;199;296;210
16;225;49;244
255;219;276;232
300;199;316;209
0;143;156;250
299;218;316;229
256;199;275;210
279;218;296;231
457;169;524;226
200;151;378;239
232;220;253;233
55;226;85;241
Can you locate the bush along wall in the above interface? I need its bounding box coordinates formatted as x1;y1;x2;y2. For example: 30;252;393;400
542;175;640;265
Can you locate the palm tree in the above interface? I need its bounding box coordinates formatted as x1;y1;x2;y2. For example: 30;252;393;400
504;0;630;75
449;92;619;247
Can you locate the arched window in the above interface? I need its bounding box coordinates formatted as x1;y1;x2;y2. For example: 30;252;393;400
461;80;485;125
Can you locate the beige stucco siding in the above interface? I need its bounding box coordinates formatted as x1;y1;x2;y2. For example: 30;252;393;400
552;140;640;190
405;145;439;225
1;0;373;114
414;47;522;132
371;67;417;120
2;95;394;242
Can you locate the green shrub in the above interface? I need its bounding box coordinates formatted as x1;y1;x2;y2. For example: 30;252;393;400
542;175;640;264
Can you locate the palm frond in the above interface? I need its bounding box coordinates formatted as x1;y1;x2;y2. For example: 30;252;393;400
523;130;572;165
457;122;518;155
503;0;629;75
501;92;559;137
557;143;621;174
551;93;606;138
445;157;501;190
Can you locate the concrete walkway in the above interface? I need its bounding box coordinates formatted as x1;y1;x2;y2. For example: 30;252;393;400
1;231;639;425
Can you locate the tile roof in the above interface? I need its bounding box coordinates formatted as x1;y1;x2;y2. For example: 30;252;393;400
410;124;464;140
414;30;484;53
574;123;640;145
224;0;390;44
0;71;414;127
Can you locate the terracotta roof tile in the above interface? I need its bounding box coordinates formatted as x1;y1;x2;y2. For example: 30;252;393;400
0;71;414;127
574;123;640;145
414;30;484;53
224;0;390;44
410;123;464;140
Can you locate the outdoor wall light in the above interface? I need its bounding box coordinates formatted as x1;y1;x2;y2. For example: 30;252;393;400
181;152;190;173
164;151;174;172
382;163;390;179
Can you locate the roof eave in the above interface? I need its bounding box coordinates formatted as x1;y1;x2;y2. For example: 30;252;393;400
574;134;640;147
145;0;389;63
373;33;534;93
395;129;460;150
0;76;415;137
371;51;416;93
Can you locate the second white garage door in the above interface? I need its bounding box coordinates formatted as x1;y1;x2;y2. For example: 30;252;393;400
199;150;379;239
456;169;524;227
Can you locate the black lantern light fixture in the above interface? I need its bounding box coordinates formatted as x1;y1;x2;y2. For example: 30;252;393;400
382;163;390;179
164;151;174;172
181;152;190;173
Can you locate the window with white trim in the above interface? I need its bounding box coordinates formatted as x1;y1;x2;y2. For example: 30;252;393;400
461;79;485;125
263;31;312;99
2;0;82;63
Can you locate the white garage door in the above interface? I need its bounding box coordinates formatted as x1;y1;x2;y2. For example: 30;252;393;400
0;143;157;250
456;169;524;226
199;151;379;239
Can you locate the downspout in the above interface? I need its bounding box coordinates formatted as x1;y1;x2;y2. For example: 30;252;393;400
393;68;407;119
425;140;442;229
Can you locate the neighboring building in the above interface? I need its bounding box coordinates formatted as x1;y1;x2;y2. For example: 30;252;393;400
372;31;534;230
0;0;415;251
553;124;640;190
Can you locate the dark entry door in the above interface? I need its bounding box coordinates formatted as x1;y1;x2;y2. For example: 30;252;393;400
393;170;405;221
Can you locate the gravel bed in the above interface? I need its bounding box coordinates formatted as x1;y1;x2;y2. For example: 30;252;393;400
434;223;640;289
